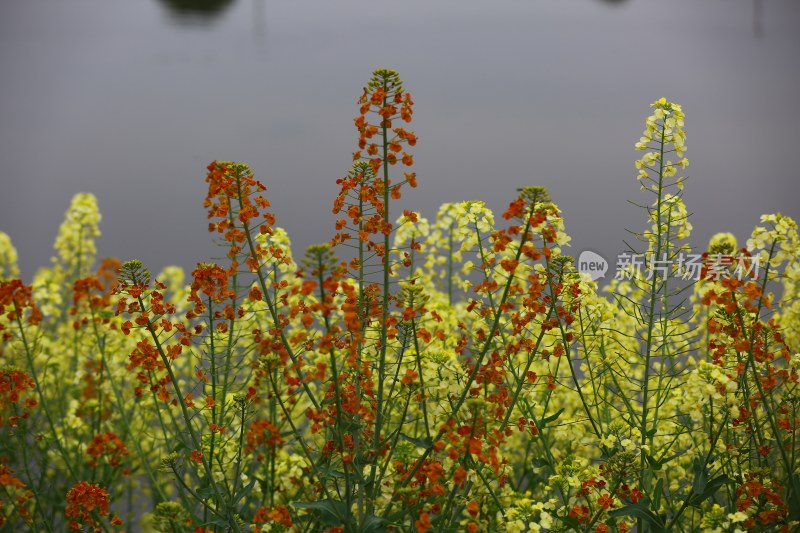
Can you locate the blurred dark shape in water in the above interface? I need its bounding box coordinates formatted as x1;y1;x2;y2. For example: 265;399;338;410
597;0;630;5
754;0;763;38
158;0;237;23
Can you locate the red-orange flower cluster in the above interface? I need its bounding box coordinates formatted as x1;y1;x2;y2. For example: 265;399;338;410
332;69;417;257
0;280;42;342
205;161;277;270
0;464;34;526
245;419;284;460
252;505;292;532
86;432;129;469
0;369;37;428
65;481;119;531
187;263;236;323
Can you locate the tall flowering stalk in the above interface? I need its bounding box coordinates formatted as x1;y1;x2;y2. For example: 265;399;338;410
629;99;693;527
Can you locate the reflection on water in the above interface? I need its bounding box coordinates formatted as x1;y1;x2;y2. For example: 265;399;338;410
158;0;237;23
754;0;764;38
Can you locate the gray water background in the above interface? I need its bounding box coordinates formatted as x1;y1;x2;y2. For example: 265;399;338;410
1;0;799;281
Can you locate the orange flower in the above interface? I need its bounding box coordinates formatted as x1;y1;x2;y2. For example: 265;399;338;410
245;419;285;460
65;482;111;531
0;465;34;524
597;493;615;509
86;432;129;468
0;369;36;428
466;500;479;517
253;505;292;531
453;466;467;486
569;504;591;524
0;279;42;329
415;511;431;532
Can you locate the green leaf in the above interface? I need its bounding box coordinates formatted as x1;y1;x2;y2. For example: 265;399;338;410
293;499;348;526
195;485;215;500
361;514;387;532
788;474;800;520
400;433;433;448
316;466;346;479
233;478;257;506
691;457;709;495
559;515;581;529
646;452;680;471
688;475;732;508
540;408;565;428
339;420;363;433
608;501;667;532
204;515;233;527
652;478;664;512
645;454;662;471
531;457;551;469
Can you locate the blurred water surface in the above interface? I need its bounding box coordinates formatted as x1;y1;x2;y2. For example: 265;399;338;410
1;0;798;278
